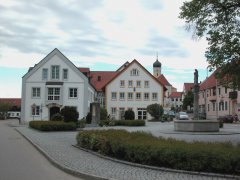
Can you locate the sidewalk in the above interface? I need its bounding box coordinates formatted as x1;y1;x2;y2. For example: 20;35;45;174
14;123;239;180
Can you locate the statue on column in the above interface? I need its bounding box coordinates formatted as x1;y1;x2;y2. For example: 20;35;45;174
193;69;199;119
194;69;198;85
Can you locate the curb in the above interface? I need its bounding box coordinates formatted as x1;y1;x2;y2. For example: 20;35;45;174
15;128;108;180
73;145;240;180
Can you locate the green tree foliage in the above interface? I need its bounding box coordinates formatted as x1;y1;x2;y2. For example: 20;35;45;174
50;113;64;121
147;103;163;120
179;0;240;89
100;108;108;120
0;102;11;119
60;106;79;123
183;91;194;111
124;109;135;120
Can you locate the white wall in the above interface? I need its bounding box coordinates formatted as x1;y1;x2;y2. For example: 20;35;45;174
106;62;164;120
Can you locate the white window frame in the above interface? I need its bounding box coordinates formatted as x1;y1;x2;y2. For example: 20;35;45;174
32;87;41;98
128;92;133;100
32;105;40;116
144;92;149;101
48;87;60;101
42;68;48;80
136;92;141;100
51;65;60;80
119;92;125;100
136;81;141;88
63;69;68;80
152;93;158;101
111;92;117;100
144;81;149;88
69;88;78;98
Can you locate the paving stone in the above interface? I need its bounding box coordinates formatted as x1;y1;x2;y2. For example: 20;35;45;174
16;125;238;180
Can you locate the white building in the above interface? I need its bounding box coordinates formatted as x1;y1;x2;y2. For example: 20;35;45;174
104;60;165;120
21;49;95;122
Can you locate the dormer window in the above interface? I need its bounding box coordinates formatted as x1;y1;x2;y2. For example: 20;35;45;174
131;68;139;76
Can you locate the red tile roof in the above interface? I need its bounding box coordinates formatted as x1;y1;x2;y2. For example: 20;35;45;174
183;83;194;92
158;74;171;86
79;68;90;73
103;59;166;90
0;98;21;107
200;71;217;91
89;71;118;91
169;92;182;98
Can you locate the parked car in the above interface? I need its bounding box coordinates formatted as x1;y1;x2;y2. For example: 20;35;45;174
176;111;189;120
218;115;237;123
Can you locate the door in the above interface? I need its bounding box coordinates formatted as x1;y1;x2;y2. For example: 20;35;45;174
137;108;147;120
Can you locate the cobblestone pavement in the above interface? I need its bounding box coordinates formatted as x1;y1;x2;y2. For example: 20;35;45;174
15;123;240;180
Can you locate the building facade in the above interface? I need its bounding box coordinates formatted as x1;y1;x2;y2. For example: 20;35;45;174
104;60;165;120
199;70;240;119
21;49;95;122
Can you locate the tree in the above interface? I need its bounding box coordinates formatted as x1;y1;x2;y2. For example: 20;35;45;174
0;102;11;120
100;108;108;120
179;0;240;90
124;109;135;120
183;91;194;111
60;106;79;123
147;103;163;120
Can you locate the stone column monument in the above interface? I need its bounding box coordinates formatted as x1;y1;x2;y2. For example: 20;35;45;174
193;69;199;119
90;102;100;126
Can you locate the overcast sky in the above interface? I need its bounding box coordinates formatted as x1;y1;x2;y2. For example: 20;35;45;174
0;0;209;98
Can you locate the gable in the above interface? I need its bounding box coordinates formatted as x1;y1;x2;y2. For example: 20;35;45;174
104;60;165;89
23;48;88;83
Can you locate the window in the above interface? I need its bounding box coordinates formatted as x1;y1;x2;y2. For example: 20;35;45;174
136;92;141;100
172;98;174;101
51;65;60;79
98;76;101;81
144;81;149;88
128;80;133;87
42;68;48;80
32;105;40;116
225;101;228;110
63;69;68;80
152;93;158;101
208;104;210;111
32;87;40;98
130;68;139;76
111;92;117;100
128;92;133;100
120;80;125;87
119;108;125;120
48;88;60;101
218;88;221;95
136;81;141;88
111;107;116;116
213;102;216;111
144;93;149;100
119;92;125;100
69;88;77;98
176;98;178;101
225;87;228;94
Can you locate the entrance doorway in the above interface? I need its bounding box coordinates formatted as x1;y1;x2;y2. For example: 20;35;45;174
50;106;60;120
137;108;147;120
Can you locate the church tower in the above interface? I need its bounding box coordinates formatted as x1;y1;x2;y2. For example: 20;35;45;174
153;54;161;78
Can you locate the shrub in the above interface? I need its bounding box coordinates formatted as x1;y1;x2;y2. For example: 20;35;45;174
147;103;163;120
51;113;64;121
60;106;79;123
29;121;76;131
114;120;145;126
76;129;240;175
78;119;86;128
86;112;92;124
99;119;115;127
100;108;108;120
124;109;135;120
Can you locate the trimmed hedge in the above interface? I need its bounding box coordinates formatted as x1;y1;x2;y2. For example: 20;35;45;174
29;121;77;131
114;120;145;126
76;129;240;175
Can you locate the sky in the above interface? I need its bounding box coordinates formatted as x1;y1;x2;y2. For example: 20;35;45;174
0;0;210;98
